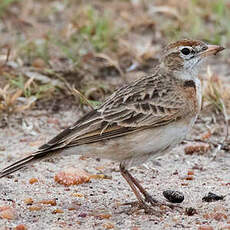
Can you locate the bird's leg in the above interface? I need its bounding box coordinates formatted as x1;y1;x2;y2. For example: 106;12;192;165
120;165;144;204
119;164;161;215
123;168;159;204
120;165;181;210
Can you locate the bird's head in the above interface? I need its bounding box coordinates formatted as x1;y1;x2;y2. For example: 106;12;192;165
161;39;224;76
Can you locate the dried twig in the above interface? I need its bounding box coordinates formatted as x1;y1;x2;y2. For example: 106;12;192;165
219;98;229;142
95;53;125;78
71;87;94;111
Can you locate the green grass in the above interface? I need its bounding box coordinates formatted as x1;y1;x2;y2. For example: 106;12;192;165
1;0;229;115
161;0;230;45
0;0;19;17
17;39;50;64
16;5;120;67
10;75;54;99
78;6;119;52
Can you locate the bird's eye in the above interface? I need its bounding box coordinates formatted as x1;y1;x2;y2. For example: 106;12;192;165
181;48;190;55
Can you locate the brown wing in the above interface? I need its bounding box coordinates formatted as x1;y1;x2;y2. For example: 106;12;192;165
39;70;187;151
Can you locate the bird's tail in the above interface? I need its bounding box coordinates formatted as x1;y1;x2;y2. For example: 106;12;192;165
0;149;57;178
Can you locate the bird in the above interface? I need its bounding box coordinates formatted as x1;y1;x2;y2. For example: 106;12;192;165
0;39;224;214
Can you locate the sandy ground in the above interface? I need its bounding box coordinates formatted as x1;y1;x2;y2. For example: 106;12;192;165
0;106;229;230
0;61;230;230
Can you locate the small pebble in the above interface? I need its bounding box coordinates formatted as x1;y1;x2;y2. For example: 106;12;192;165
0;206;16;220
220;225;230;230
202;192;225;202
102;223;114;229
28;205;42;211
94;213;112;220
15;224;27;230
52;209;64;214
55;167;90;186
187;170;194;176
184;143;210;155
38;199;57;206
24;198;34;205
29;178;38;184
163;190;184;203
78;213;87;218
198;226;214;230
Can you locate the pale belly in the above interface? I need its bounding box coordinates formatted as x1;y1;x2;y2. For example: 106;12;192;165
62;116;197;168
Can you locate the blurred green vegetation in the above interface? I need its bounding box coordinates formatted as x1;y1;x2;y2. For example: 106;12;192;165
0;0;229;114
0;0;18;17
162;0;230;44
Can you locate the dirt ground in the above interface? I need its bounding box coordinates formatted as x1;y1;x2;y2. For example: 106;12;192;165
1;1;230;229
0;61;229;230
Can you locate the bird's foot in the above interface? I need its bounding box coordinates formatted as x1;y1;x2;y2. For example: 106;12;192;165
144;194;183;212
121;200;163;216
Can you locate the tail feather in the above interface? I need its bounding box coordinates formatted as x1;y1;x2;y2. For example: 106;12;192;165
0;155;35;178
0;149;58;178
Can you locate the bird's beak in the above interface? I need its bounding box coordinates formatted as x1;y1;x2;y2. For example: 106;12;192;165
199;45;225;58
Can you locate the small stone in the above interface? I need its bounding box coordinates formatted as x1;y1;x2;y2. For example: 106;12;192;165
72;193;84;198
15;224;27;230
0;206;16;220
38;199;57;206
163;190;184;203
181;183;188;186
90;174;111;179
78;212;87;218
201;130;212;140
213;212;227;221
184;175;194;180
29;178;38;184
24;198;34;205
187;170;194;176
28;205;42;211
52;209;64;214
131;227;140;230
55;167;90;186
203;212;227;221
94;213;112;220
198;226;214;230
184;143;210;155
202;192;225;202
102;223;114;229
220;225;230;230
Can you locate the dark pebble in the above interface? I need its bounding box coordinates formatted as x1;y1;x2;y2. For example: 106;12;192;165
202;192;225;202
78;213;87;218
163;190;184;203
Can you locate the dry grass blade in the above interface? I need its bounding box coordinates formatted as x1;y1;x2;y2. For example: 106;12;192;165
201;67;230;155
148;6;181;20
95;53;124;78
14;97;37;113
71;87;94;111
0;78;35;113
10;77;34;106
8;88;23;106
0;84;10;102
219;98;229;142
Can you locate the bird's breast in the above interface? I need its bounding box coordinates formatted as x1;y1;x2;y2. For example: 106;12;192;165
182;78;202;115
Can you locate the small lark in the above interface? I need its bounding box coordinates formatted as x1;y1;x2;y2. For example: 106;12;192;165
0;39;224;214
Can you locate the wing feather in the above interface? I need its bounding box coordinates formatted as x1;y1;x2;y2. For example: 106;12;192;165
39;69;187;151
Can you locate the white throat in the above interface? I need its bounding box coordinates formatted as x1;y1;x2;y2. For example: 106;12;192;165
175;66;202;114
